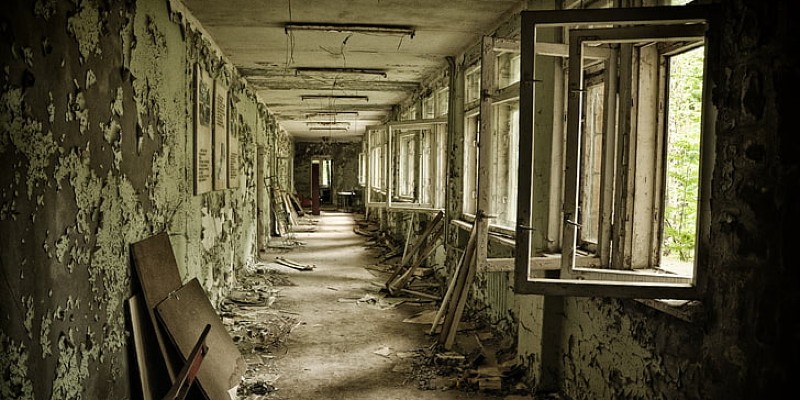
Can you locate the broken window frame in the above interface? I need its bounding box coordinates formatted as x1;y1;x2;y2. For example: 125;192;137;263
514;6;718;299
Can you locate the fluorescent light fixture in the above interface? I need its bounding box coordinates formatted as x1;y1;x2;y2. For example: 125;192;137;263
306;121;351;126
295;67;387;78
285;22;415;38
301;95;369;102
306;111;359;118
309;127;349;131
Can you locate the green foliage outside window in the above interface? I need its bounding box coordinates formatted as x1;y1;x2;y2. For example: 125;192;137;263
662;46;704;263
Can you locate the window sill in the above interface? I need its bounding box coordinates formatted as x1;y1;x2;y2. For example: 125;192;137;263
452;218;516;247
633;298;705;323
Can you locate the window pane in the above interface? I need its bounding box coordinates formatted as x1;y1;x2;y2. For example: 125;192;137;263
580;82;605;245
463;115;479;215
492;101;519;228
465;66;481;104
661;46;704;275
497;52;520;88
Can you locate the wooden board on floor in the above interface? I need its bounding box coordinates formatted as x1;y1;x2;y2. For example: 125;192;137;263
130;232;184;380
156;278;246;400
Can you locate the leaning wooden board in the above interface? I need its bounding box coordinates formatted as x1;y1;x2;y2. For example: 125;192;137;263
156;278;246;400
130;232;184;380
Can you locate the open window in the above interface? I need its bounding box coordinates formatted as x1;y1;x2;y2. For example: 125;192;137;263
366;120;446;211
515;6;718;298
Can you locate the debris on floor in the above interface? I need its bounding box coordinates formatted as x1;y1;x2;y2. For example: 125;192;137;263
336;293;407;310
221;266;302;399
274;256;315;271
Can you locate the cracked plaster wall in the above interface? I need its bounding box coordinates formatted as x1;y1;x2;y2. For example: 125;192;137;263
0;0;279;398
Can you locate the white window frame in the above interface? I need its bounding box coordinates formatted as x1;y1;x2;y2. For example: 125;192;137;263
462;110;480;217
514;5;718;299
366;120;446;212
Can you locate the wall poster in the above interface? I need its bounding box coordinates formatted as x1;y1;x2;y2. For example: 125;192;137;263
227;101;240;189
194;63;214;195
213;79;228;190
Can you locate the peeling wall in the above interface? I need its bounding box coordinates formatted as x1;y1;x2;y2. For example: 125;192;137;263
0;0;276;398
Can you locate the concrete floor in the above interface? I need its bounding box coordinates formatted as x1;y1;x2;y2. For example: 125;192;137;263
253;211;507;400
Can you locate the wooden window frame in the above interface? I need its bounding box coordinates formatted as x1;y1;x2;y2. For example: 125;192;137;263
514;5;719;298
366;120;447;212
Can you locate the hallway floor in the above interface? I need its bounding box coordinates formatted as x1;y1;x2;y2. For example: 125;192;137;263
243;211;508;400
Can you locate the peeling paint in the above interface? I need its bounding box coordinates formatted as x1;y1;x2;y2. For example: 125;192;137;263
0;88;59;199
67;0;103;61
22;296;34;340
0;332;34;399
40;314;53;358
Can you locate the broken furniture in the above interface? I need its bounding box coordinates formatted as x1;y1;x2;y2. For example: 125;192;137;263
131;233;245;400
162;324;211;400
157;278;247;400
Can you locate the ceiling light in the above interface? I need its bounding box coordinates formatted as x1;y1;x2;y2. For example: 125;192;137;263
306;111;359;118
306;121;351;126
295;67;387;78
301;95;369;102
309;127;349;132
285;22;415;38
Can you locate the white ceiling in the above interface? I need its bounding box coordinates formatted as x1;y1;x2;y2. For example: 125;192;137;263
181;0;523;142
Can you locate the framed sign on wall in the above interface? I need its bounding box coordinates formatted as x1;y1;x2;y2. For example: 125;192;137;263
228;101;240;189
213;79;229;190
194;64;213;195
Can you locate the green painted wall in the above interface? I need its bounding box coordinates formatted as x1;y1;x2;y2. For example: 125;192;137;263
0;0;285;398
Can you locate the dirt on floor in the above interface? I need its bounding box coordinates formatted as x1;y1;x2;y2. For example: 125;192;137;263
226;211;544;400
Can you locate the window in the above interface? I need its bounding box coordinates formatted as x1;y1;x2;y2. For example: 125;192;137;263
401;105;417;121
396;132;417;198
465;65;481;106
358;151;367;186
368;127;387;194
319;158;332;188
435;88;449;118
422;94;436;119
366;120;445;210
490;101;519;229
497;52;521;89
514;6;718;299
433;125;447;208
463;113;479;216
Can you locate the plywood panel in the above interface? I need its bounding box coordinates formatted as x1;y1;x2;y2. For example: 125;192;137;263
130;232;184;380
156;278;246;400
127;294;171;400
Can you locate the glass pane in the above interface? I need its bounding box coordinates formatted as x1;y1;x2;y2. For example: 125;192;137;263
580;82;605;245
661;46;704;275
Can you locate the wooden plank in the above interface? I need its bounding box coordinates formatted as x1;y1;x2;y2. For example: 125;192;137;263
429;219;479;336
385;210;444;287
127;294;170;400
275;257;314;271
388;221;444;294
163;324;211;400
130;233;183;381
156;278;246;400
438;212;484;349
